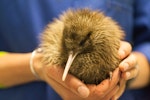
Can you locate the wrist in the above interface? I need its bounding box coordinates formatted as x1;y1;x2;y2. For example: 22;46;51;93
30;48;45;81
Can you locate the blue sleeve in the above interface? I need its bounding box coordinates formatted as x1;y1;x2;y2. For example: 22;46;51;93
0;82;47;100
133;0;150;62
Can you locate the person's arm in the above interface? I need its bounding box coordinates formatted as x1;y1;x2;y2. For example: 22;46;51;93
0;52;38;87
0;51;119;99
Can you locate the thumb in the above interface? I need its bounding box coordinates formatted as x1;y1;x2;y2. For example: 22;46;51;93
46;66;90;98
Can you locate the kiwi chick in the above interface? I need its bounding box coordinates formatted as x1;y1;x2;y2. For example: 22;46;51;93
40;8;124;85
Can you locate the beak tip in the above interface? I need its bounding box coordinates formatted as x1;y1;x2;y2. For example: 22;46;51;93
62;75;66;81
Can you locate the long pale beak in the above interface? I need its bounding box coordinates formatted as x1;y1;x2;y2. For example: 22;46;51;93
62;51;78;81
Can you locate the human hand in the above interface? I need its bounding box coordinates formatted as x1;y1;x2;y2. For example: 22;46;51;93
43;66;120;100
32;41;138;100
112;41;138;100
33;50;121;100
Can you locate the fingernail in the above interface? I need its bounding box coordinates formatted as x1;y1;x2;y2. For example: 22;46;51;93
77;86;89;98
119;50;125;59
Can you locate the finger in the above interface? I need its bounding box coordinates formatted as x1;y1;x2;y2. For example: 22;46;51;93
121;64;138;80
92;68;120;97
103;85;119;100
88;79;109;96
65;71;90;98
104;68;121;99
45;66;90;98
118;41;132;59
46;74;74;99
112;79;126;100
109;68;120;88
119;54;137;72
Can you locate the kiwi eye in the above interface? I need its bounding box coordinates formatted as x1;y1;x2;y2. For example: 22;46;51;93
70;32;76;39
79;31;92;46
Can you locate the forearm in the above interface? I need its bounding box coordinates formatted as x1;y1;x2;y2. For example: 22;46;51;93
128;52;150;89
0;53;38;88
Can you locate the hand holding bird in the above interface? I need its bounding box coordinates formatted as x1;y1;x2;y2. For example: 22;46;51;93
33;41;137;100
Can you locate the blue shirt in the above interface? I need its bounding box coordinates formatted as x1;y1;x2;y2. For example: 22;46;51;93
0;0;150;100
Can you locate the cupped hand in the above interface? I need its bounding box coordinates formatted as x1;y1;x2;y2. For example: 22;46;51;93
33;41;138;100
43;65;120;100
112;41;139;100
33;51;121;100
